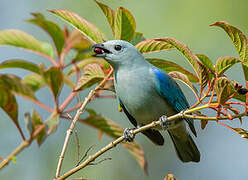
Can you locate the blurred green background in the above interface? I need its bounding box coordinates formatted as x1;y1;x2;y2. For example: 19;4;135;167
1;0;248;179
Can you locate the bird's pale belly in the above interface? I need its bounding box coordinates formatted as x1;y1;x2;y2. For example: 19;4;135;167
115;75;176;126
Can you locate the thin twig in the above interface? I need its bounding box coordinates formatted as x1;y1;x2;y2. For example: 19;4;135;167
88;157;112;166
74;130;81;164
76;145;95;167
55;89;95;178
55;67;113;178
0;123;46;170
0;140;30;169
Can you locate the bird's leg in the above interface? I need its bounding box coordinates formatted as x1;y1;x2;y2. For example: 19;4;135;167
123;128;135;142
159;115;172;130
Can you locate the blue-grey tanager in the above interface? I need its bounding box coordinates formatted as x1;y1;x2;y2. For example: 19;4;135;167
93;40;200;162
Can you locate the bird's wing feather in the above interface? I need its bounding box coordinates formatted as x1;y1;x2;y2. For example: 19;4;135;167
151;66;197;136
119;98;164;145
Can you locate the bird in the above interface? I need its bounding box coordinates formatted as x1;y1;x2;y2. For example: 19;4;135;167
93;40;200;162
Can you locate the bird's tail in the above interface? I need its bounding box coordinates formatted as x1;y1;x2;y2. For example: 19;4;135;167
168;126;200;163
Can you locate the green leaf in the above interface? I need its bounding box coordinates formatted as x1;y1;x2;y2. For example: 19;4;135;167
211;21;248;90
79;109;147;174
31;110;46;146
27;12;65;56
95;0;115;35
215;56;240;75
154;38;209;91
43;67;64;98
0;59;41;74
147;58;199;83
46;113;60;135
196;54;214;71
67;30;92;51
196;54;214;80
231;127;248;140
10;156;17;164
0;29;54;57
211;21;248;61
49;9;107;44
233;92;246;102
114;7;136;42
75;63;105;91
135;39;174;54
23;73;46;92
131;32;145;46
214;77;235;104
0;74;36;100
0;86;21;136
168;71;198;98
67;58;107;77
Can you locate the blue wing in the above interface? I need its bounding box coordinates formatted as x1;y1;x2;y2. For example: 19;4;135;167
151;66;197;136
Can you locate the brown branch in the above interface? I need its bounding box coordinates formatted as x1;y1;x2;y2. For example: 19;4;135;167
55;67;113;178
0;140;30;169
55;103;248;179
0;122;46;170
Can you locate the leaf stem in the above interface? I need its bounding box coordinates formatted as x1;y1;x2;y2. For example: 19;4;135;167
58;91;77;112
27;98;54;113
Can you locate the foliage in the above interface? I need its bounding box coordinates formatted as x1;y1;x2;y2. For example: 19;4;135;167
0;0;248;179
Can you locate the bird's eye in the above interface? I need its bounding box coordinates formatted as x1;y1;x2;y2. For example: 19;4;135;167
114;45;122;51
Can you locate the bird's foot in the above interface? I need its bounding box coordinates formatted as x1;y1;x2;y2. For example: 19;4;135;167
123;128;135;142
159;115;172;130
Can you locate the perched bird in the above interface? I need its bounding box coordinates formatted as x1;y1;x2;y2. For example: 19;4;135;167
93;40;200;162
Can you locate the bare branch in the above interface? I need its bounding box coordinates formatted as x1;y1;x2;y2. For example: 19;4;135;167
76;145;95;167
55;68;113;178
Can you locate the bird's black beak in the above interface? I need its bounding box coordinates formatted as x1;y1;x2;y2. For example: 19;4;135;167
92;43;111;57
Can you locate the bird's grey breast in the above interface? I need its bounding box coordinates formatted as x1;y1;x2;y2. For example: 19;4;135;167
114;66;176;125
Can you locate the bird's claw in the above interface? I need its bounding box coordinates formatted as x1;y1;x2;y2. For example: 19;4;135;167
123;128;135;142
159;115;171;130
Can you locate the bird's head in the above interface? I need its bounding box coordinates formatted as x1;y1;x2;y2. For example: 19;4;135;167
92;40;143;68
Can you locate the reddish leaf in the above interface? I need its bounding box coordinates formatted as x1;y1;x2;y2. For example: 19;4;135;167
0;74;36;100
0;86;23;138
75;63;105;91
154;38;209;92
215;56;240;75
214;77;235;104
135;39;174;54
211;21;248;91
168;71;198;98
67;58;108;77
147;58;199;83
49;9;107;43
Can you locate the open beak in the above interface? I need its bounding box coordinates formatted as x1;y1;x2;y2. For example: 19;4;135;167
92;43;111;57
